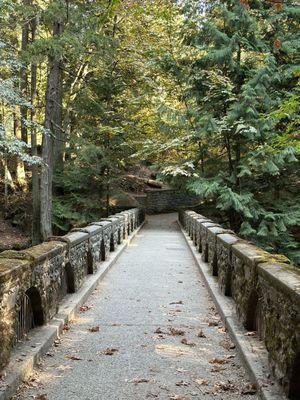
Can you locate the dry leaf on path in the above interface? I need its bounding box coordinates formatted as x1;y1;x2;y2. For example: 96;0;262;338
195;378;209;386
209;358;229;365
211;365;226;373
88;326;100;332
197;330;206;338
181;338;196;347
169;328;185;336
220;340;235;350
241;383;257;395
67;355;82;361
35;395;47;400
79;305;92;313
226;354;235;359
100;348;119;356
130;378;150;385
213;381;235;392
175;381;189;387
146;393;159;398
63;325;70;331
244;331;256;337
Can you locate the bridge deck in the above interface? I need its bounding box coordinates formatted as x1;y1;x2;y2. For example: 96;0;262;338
15;214;257;400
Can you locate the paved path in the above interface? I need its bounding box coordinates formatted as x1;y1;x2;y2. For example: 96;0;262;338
15;214;258;400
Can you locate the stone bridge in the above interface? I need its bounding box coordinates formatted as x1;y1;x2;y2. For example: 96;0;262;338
0;209;144;370
0;209;299;400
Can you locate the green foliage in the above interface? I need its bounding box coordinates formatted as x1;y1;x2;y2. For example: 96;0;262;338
149;0;300;265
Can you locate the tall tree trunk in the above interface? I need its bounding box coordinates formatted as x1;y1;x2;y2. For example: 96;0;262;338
20;0;30;144
30;9;40;244
40;16;63;240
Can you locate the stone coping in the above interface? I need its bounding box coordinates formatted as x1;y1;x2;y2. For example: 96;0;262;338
71;225;103;236
0;258;30;283
258;262;300;305
216;233;240;248
0;241;66;265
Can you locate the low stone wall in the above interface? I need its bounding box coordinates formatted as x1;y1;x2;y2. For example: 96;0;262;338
0;208;144;371
134;189;199;214
179;210;300;399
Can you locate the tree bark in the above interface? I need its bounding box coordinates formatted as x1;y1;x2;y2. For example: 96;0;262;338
20;0;30;144
30;10;40;244
40;16;64;240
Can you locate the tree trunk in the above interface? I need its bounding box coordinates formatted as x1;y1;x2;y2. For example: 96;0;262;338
40;16;64;240
20;0;30;144
30;11;40;244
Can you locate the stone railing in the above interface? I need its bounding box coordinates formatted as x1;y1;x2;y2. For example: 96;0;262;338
134;189;199;214
0;208;145;370
179;210;300;399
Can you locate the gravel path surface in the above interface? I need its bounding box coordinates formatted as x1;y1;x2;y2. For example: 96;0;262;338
15;214;258;400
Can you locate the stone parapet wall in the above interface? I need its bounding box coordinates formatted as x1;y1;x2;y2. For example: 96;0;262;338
179;209;300;399
135;189;199;214
0;208;144;371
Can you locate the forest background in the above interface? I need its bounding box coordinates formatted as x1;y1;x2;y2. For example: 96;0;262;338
0;0;299;265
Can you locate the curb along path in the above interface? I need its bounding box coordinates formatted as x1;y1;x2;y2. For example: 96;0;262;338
14;214;258;400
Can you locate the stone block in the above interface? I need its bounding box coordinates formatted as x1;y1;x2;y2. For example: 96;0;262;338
206;226;229;275
231;242;271;329
72;225;103;272
199;221;221;261
216;233;240;296
89;221;112;260
257;262;300;397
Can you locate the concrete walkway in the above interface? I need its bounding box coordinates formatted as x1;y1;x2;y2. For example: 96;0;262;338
15;214;258;400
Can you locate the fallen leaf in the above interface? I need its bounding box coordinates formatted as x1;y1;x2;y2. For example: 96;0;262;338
63;324;70;332
67;355;82;361
175;381;189;387
100;348;119;356
211;365;226;373
213;381;235;392
241;383;257;395
130;378;149;385
79;305;90;312
35;395;47;400
28;378;41;388
197;330;206;338
220;340;235;350
169;328;185;336
209;358;228;365
195;378;209;386
244;331;256;337
146;393;159;398
181;338;196;347
88;326;100;333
